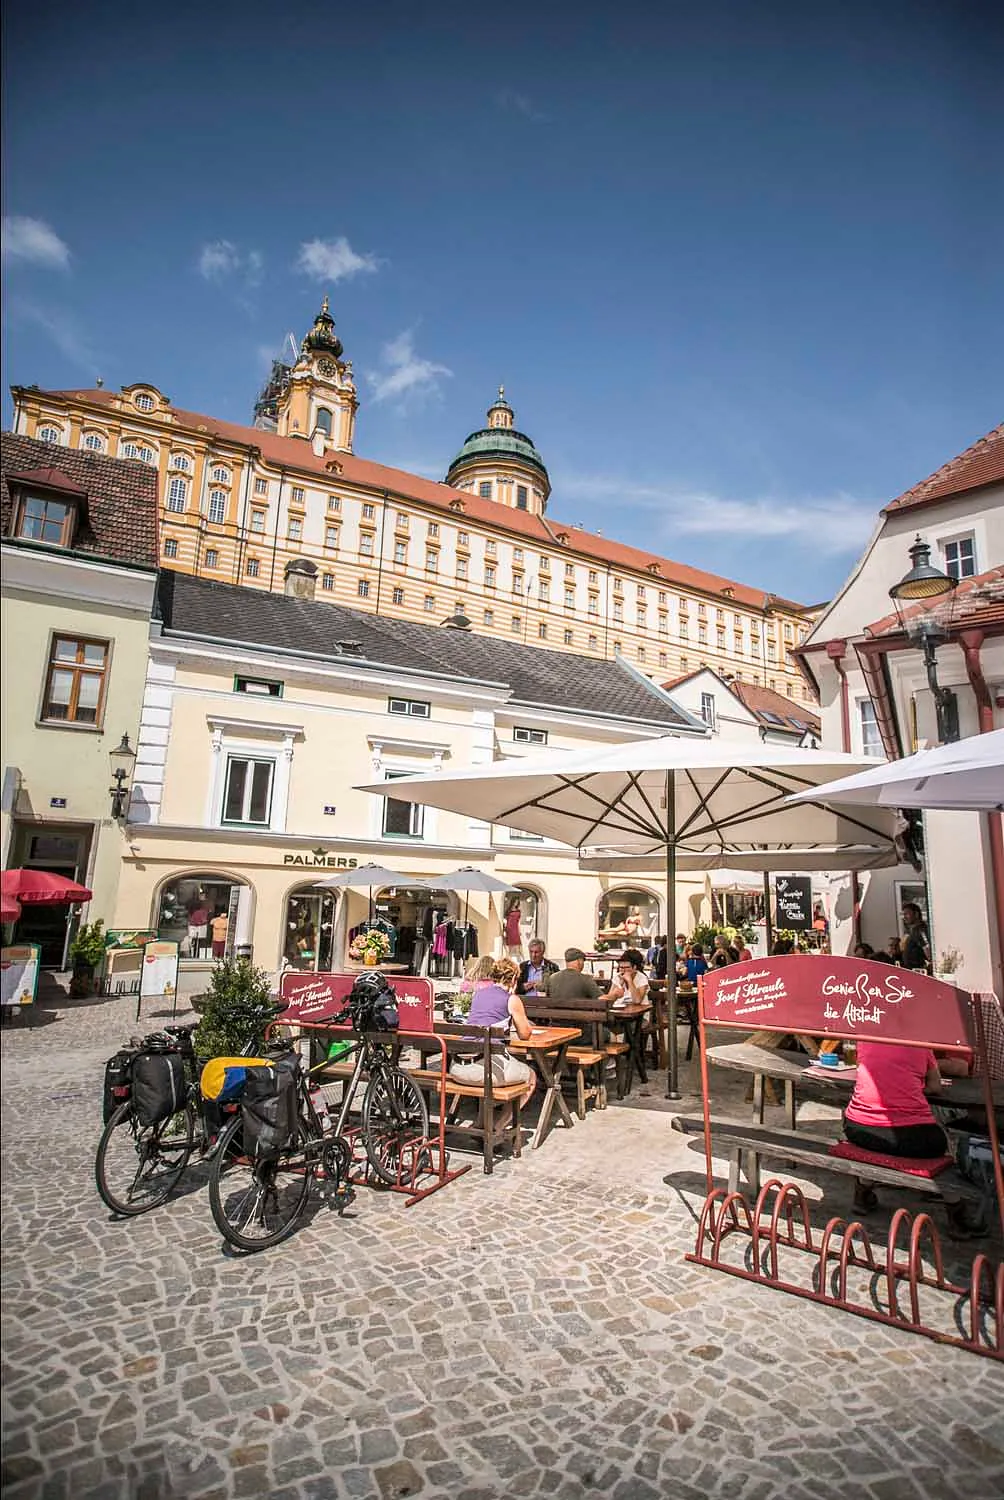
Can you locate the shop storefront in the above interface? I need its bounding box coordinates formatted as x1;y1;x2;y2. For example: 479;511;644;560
596;886;661;948
156;872;251;961
281;883;338;973
6;825;94;968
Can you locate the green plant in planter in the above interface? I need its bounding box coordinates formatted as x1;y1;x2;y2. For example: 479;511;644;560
193;956;275;1058
69;920;106;995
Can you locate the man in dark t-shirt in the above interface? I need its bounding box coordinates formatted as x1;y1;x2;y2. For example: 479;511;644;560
900;903;930;972
543;948;600;1002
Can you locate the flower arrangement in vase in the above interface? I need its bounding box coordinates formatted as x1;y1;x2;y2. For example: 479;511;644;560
349;929;391;967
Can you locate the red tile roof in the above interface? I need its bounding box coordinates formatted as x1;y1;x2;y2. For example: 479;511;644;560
1;434;159;567
660;666;820;731
864;565;1004;639
883;424;1004;515
40;386;813;615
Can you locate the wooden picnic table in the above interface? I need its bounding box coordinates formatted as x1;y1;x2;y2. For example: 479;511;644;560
707;1041;1004;1129
508;1025;582;1148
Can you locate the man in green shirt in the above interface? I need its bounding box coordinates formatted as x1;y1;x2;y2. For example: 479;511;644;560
543;948;601;1003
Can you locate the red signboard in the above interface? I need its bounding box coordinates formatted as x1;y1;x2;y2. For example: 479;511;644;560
699;956;972;1051
279;971;435;1033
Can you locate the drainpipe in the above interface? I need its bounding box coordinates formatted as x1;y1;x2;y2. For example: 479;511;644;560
959;629;1004;986
267;471;287;594
826;639;860;945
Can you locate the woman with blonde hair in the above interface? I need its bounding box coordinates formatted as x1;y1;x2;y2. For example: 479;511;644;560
449;957;536;1107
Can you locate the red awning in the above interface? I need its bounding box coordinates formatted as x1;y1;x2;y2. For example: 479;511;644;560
1;895;22;923
1;868;93;905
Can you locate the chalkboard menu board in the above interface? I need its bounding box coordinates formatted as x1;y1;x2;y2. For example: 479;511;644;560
774;875;812;930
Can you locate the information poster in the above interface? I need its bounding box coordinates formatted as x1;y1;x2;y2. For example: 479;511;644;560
280;971;435;1031
1;945;40;1009
140;941;180;1002
774;875;813;930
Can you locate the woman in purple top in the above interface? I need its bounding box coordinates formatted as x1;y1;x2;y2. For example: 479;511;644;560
449;958;536;1107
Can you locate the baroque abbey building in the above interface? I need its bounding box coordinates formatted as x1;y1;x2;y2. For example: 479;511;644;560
10;299;818;703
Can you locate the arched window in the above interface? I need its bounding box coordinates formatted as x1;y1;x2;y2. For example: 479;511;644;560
314;407;333;437
282;883;338;973
155;872;251;959
211;466;231;484
122;441;156;463
134;392;156;411
37;426;62;444
208;490;227;524
82;432;106;452
170;453;192;472
597;887;661;948
166;476;188;511
504;885;546;950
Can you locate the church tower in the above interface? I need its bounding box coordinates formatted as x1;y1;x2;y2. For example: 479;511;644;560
445;387;550;514
256;297;359;453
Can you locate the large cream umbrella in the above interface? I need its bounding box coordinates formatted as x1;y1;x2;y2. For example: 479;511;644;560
785;729;1004;814
356;736;897;1094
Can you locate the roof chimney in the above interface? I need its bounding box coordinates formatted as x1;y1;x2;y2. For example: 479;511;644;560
284;558;318;600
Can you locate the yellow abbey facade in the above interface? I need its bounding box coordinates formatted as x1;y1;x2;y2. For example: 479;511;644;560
10;299;817;702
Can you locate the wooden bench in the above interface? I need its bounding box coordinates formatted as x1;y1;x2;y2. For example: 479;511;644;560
673;1116;986;1206
315;1028;523;1175
525;1002;612;1107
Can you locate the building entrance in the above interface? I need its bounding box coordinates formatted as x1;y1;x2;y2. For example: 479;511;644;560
9;826;92;968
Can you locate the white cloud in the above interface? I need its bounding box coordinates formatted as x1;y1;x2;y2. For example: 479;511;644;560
296;236;380;283
197;240;263;287
17;301;99;372
366;331;452;406
557;473;877;555
2;216;71;269
495;89;548;123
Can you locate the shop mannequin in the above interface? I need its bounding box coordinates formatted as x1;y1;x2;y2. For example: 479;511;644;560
504;901;523;958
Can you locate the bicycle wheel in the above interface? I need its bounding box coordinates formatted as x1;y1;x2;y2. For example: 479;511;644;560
362;1066;430;1185
207;1115;312;1253
95;1101;195;1216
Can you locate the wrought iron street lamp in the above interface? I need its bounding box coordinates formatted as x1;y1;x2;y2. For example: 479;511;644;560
108;733;136;819
888;536;959;744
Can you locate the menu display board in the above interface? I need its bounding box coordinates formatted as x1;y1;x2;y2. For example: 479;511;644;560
140;941;180;1002
773;875;813;930
700;955;972;1050
1;945;40;1009
279;971;435;1032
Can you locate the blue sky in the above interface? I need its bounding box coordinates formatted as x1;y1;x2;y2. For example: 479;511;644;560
3;0;1001;604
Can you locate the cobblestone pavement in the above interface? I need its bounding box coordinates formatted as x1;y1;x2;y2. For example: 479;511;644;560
2;991;1003;1500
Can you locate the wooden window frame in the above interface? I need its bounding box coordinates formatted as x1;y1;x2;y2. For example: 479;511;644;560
14;492;78;547
41;634;110;728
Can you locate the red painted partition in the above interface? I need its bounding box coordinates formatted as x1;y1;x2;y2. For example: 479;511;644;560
279;971;435;1032
699;955;972;1052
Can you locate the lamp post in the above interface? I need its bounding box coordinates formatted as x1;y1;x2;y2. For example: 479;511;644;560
888;536;959;745
108;733;136;820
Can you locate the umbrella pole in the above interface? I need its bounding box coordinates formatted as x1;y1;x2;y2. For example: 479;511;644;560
763;873;773;954
665;770;680;1100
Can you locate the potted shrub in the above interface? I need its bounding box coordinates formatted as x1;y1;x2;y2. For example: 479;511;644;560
193;955;275;1058
69;920;106;996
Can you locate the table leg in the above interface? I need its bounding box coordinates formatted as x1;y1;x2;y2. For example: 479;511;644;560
532;1044;575;1149
753;1072;765;1124
785;1080;797;1130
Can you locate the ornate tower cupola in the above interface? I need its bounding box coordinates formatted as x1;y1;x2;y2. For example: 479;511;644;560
445;386;550;515
272;295;358;454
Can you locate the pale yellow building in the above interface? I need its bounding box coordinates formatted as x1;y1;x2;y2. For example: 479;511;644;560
1;435;159;965
10;299;818;703
114;567;712;977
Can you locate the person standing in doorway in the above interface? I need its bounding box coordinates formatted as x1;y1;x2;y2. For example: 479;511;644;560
900;903;930;973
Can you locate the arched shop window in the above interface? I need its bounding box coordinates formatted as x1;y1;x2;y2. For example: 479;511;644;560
503;885;545;953
282;884;338;973
597;887;660;948
156;873;248;960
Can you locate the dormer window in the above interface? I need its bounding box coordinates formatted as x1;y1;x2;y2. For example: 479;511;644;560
134;392;156;412
647;562;660;575
15;494;76;546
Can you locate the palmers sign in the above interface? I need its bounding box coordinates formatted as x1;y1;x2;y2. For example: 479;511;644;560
281;851;359;869
699;955;972;1051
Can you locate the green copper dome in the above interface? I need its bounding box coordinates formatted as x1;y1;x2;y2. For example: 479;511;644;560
301;295;343;359
445;389;549;487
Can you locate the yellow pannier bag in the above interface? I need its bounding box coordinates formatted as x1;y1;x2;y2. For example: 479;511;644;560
200;1056;269;1103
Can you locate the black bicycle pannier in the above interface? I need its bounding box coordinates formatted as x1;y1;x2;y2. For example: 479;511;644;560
241;1053;300;1159
132;1050;186;1127
346;972;399;1032
102;1049;136;1123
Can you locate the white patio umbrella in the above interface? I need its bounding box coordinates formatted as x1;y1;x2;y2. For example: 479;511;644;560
316;861;412;923
785;730;1004;814
424;867;520;927
356;736;897;1094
